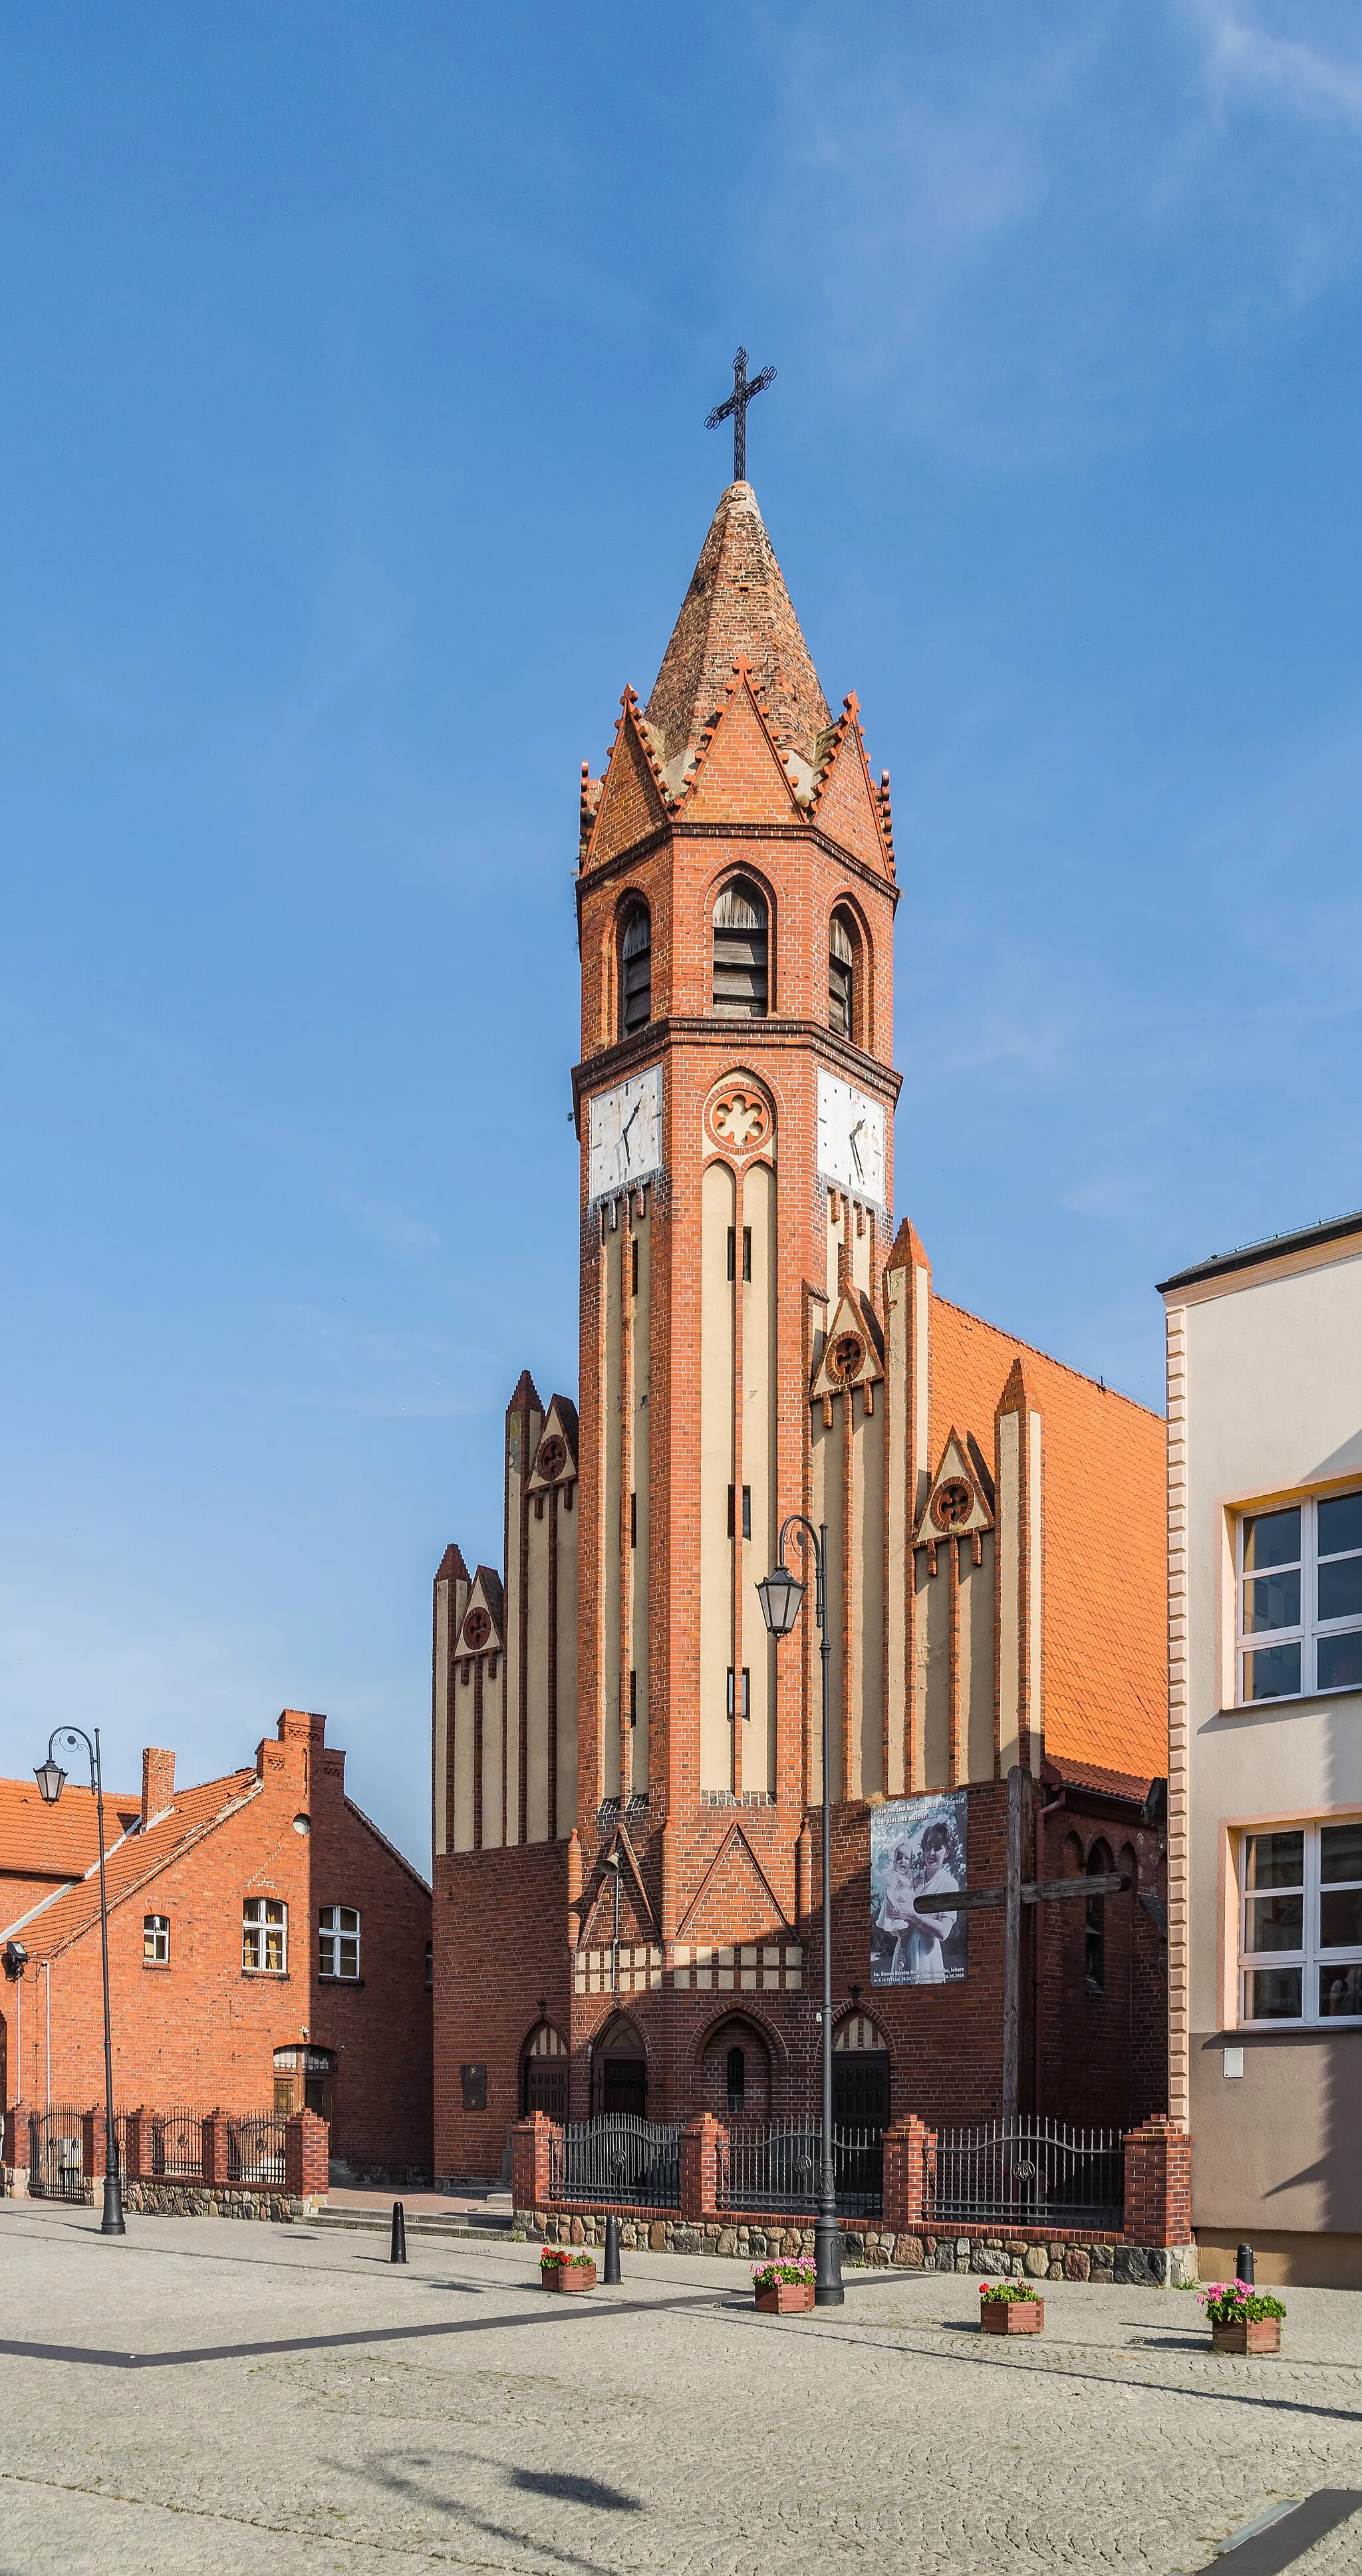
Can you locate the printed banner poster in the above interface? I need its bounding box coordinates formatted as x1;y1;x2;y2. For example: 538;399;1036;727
870;1791;968;1986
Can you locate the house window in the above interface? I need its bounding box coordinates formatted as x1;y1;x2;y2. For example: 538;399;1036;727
1238;1491;1362;1702
620;902;651;1036
712;879;768;1017
143;1914;170;1965
242;1897;287;1973
829;910;855;1038
319;1906;360;1980
727;1667;750;1721
1240;1821;1362;2024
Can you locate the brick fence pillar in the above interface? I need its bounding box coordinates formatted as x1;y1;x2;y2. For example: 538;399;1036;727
1123;2115;1193;2247
81;2110;108;2180
285;2111;330;2199
202;2112;229;2188
121;2111;145;2184
882;2115;932;2235
511;2114;557;2212
680;2114;722;2222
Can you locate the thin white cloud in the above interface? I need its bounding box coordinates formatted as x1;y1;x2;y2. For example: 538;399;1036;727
275;1303;497;1417
1188;3;1362;125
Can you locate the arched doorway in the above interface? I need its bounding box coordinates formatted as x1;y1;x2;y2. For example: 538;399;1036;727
591;2012;647;2116
699;2016;773;2118
832;2011;890;2131
520;2022;568;2121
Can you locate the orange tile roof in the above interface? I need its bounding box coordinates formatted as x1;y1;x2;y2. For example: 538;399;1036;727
0;1779;142;1890
1;1771;258;1958
930;1294;1168;1785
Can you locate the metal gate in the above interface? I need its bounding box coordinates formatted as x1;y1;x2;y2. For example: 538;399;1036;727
28;2109;87;2202
929;2118;1123;2231
550;2114;682;2208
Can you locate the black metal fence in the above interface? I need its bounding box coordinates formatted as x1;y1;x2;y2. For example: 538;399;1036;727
929;2118;1123;2231
27;2109;86;2202
550;2114;682;2209
226;2113;289;2188
716;2120;885;2219
142;2107;205;2181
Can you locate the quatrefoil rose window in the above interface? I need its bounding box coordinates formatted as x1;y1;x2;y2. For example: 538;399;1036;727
931;1479;974;1532
706;1084;773;1157
829;1332;865;1384
463;1608;492;1651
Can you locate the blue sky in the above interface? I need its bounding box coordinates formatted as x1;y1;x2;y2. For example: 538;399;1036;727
3;2;1361;1867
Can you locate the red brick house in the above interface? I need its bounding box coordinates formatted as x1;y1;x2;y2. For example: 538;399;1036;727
1;1710;432;2181
430;474;1169;2182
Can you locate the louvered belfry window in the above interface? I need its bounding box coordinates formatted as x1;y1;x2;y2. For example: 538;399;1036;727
712;879;768;1017
620;902;652;1036
829;910;855;1037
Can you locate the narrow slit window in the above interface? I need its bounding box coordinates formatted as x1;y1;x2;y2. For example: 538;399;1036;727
712;879;768;1018
726;1667;751;1721
726;1226;751;1281
629;1669;638;1729
630;1491;637;1548
631;1235;639;1295
620;903;651;1036
829;910;855;1038
727;1485;751;1540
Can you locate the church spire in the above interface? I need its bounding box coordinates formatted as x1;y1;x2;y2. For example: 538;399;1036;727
644;482;831;796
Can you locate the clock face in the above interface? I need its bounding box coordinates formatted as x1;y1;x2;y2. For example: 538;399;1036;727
587;1064;662;1201
817;1069;886;1207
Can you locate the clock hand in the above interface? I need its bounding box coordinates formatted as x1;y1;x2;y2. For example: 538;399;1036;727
849;1120;864;1178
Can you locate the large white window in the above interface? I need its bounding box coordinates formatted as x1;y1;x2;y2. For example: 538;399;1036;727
1237;1491;1362;1703
318;1905;360;1980
1239;1822;1362;2025
242;1896;287;1973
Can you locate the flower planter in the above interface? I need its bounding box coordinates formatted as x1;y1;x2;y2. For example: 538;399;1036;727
541;2261;596;2293
981;2298;1045;2336
755;2280;816;2314
1212;2317;1280;2355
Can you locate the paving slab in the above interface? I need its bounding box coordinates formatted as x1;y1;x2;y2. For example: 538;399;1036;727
2;2202;1361;2574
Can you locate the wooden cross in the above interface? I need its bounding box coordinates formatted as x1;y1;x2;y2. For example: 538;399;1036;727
705;345;776;483
926;1768;1130;2117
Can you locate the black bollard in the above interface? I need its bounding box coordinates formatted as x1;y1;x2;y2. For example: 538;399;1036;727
391;2200;408;2264
603;2214;621;2284
1236;2243;1254;2285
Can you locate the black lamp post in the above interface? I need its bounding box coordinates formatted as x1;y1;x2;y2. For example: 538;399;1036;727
756;1516;843;2307
35;1726;125;2236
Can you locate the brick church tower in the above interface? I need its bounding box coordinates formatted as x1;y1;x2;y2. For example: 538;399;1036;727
432;478;1169;2177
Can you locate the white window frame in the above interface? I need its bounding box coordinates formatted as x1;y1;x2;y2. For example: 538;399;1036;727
1236;1489;1362;1705
319;1904;360;1981
143;1914;170;1964
242;1896;287;1973
1238;1820;1362;2027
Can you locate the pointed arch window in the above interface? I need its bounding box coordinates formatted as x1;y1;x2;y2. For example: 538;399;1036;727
829;909;855;1038
712;879;768;1018
620;902;652;1037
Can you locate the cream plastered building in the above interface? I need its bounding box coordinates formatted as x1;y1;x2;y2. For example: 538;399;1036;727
1162;1209;1362;2286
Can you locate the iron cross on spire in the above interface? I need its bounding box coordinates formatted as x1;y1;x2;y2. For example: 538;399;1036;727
706;345;776;483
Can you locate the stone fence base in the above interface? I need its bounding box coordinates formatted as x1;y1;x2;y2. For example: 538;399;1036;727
513;2206;1198;2288
115;2181;317;2221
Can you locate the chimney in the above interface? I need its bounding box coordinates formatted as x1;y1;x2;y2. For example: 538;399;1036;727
141;1748;176;1826
277;1709;327;1747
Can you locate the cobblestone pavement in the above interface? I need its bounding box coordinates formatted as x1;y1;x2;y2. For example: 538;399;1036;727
1;2204;1361;2575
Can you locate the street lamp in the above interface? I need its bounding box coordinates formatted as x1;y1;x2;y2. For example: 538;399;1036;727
755;1516;843;2307
35;1726;125;2236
